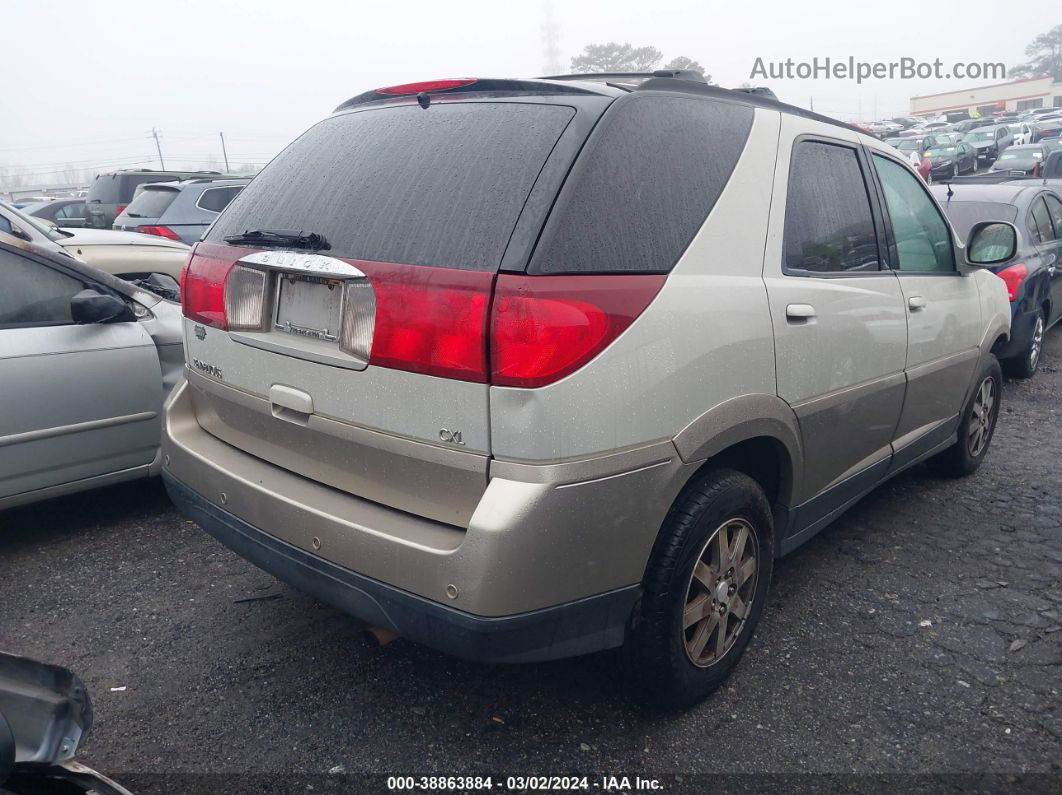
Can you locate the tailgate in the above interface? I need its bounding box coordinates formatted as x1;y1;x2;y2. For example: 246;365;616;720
180;99;581;526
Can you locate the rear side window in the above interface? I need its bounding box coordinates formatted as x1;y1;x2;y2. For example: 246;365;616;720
196;186;243;213
1030;196;1056;242
208;103;576;272
528;94;753;274
1044;193;1062;238
783;141;880;273
125;187;179;219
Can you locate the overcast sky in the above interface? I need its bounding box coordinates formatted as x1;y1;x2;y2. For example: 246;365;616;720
1;0;1046;185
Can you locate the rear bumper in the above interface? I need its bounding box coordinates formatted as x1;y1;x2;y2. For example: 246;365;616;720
994;303;1038;361
162;376;690;661
164;471;638;663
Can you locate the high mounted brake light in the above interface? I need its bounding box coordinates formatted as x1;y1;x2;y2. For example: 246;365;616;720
374;79;477;96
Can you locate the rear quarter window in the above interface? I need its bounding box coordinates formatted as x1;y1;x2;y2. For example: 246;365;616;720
527;94;753;274
196;186;243;213
208;102;576;272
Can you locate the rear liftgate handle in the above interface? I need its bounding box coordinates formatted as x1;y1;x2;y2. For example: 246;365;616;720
270;384;313;426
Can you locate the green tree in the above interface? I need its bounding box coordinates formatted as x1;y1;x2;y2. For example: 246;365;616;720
570;42;662;72
1011;23;1062;81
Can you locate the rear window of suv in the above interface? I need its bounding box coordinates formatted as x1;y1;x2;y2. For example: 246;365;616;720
207;102;576;272
124;186;179;218
527;94;753;274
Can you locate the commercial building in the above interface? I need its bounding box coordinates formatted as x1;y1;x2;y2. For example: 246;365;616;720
910;75;1062;119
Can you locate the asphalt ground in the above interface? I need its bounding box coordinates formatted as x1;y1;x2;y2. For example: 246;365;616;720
1;330;1059;795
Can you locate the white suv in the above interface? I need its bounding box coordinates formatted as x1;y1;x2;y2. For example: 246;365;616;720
162;73;1013;706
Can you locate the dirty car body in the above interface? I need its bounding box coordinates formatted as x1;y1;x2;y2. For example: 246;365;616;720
162;75;1011;705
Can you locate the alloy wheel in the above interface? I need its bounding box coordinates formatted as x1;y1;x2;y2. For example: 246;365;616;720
682;518;759;667
968;376;996;457
1029;314;1045;372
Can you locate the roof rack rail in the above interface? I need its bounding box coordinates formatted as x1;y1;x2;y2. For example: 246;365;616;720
538;69;706;84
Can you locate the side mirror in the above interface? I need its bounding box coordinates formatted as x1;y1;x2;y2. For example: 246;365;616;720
70;289;135;324
965;221;1018;267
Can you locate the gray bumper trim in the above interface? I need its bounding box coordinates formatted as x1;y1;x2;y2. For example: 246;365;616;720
164;472;639;664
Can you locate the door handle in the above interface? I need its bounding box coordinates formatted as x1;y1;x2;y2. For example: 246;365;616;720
786;304;816;321
908;296;927;311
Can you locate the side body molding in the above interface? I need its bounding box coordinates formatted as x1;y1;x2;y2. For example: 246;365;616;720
672;393;803;509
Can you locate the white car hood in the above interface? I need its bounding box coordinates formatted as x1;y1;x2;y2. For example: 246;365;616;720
58;228;190;250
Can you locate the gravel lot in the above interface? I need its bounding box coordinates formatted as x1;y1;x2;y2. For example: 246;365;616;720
1;332;1059;794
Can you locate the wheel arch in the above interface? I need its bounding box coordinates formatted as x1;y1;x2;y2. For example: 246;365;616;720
672;394;802;514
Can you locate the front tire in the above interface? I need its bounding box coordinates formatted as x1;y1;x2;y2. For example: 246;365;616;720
928;355;1002;478
626;469;773;709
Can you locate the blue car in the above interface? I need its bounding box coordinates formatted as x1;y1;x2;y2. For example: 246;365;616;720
932;182;1062;377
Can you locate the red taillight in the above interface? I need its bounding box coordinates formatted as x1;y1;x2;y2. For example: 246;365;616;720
490;274;666;388
997;263;1028;303
115;204;127;216
137;224;181;240
362;263;492;382
375;78;476;96
181;246;235;328
179;243;665;388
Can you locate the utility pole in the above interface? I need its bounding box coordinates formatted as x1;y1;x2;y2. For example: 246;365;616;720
541;0;562;75
150;127;165;169
219;132;230;172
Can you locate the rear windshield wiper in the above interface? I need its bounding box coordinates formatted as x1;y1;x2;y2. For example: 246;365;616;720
223;229;330;250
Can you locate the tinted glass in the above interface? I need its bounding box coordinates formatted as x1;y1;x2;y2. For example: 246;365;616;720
873;155;954;272
1043;194;1062;238
936;201;1017;242
1030;197;1055;242
122;175;180;202
528;95;753;274
124;187;179;219
56;202;85;219
209;103;575;272
0;248;83;327
197;185;243;213
782;141;880;274
86;173;120;203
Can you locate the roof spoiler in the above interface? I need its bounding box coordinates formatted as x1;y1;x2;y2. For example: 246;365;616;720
538;69;707;84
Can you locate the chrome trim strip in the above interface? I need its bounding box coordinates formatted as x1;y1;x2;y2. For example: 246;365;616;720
0;411;158;448
239;250;366;278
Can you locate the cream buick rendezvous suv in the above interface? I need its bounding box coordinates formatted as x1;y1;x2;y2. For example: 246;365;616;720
164;72;1014;707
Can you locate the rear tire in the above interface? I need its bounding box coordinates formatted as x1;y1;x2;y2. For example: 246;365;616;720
626;469;773;709
928;355;1002;478
1002;310;1045;379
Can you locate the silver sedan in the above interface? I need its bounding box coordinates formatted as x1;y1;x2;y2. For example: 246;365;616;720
0;240;183;509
